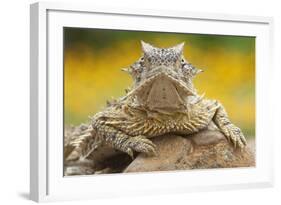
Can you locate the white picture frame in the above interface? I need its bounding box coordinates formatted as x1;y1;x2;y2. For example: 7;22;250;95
30;2;274;202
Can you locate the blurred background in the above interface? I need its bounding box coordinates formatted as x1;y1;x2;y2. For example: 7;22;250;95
64;28;255;137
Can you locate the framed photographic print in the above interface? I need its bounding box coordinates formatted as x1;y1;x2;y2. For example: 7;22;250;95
30;2;274;202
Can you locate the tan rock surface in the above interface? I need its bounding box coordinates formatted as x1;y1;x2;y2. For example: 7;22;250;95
64;126;255;175
125;130;255;173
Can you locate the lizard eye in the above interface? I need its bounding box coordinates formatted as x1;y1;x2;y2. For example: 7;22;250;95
181;59;187;66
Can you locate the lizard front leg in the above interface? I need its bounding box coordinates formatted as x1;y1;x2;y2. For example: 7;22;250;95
93;120;156;158
212;101;247;148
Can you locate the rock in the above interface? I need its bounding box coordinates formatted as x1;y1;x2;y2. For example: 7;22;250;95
64;143;133;175
64;159;96;176
64;125;255;175
124;130;255;173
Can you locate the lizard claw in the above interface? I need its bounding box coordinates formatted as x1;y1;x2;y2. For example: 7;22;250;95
221;124;247;149
125;136;157;157
126;148;134;159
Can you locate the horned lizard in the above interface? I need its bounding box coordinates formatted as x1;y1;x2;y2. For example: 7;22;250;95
66;41;247;161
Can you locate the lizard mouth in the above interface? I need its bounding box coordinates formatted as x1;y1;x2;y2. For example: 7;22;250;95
129;69;196;112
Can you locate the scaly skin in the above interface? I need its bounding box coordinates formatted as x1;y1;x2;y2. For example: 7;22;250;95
68;41;247;159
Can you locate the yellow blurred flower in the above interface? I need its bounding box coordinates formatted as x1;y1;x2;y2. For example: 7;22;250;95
64;32;255;136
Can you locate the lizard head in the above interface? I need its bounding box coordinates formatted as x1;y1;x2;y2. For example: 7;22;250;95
125;41;202;113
